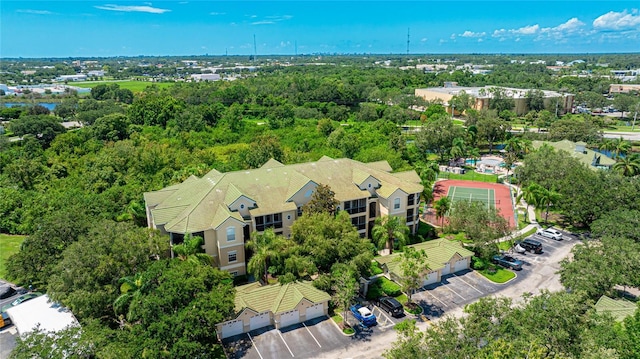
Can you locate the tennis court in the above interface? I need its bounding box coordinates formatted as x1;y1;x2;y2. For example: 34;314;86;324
447;186;500;209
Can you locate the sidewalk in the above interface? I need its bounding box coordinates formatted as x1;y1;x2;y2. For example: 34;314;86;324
498;181;540;243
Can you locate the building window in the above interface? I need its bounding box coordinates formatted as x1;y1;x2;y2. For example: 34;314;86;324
240;204;245;209
305;189;313;198
255;213;283;232
226;227;236;241
287;215;291;220
406;208;414;223
297;207;303;217
230;271;238;277
344;199;367;215
351;215;366;231
408;194;415;206
228;251;237;263
394;198;401;210
368;183;372;188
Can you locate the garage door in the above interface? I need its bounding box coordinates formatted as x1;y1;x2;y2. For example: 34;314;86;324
421;271;439;286
441;263;451;275
250;312;271;331
454;258;469;272
279;310;299;328
220;319;244;339
305;303;325;321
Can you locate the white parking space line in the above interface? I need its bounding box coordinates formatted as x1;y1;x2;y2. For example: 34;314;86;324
247;333;264;359
442;283;466;300
453;274;484;295
427;290;448;307
372;307;394;328
303;323;321;348
277;330;295;357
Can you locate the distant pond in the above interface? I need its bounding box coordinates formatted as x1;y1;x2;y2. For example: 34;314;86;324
2;102;58;110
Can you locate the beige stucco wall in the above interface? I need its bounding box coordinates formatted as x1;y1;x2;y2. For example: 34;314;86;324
415;89;453;103
288;181;318;208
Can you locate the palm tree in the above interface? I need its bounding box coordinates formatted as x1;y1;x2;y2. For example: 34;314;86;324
536;187;561;223
505;137;522;157
613;154;640;177
434;197;452;229
415;161;439;204
372;215;409;255
599;138;616;158
450;137;466;162
612;137;632;159
172;233;212;265
246;228;285;283
468;147;481;166
516;183;543;222
113;273;147;322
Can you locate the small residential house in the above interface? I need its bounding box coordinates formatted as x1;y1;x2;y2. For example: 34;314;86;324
217;281;330;339
531;140;616;171
594;295;638;322
144;157;423;276
375;238;475;287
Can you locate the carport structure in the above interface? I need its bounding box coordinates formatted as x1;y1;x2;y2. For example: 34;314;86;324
376;238;474;287
217;281;330;340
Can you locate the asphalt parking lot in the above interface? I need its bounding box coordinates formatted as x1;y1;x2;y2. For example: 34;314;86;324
412;269;502;320
412;227;579;319
224;316;356;359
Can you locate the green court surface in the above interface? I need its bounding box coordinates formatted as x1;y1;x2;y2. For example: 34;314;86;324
447;186;499;209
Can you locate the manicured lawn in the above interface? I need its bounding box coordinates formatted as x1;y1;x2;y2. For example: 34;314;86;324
72;80;175;92
438;171;499;183
331;312;344;325
479;267;516;283
0;234;26;280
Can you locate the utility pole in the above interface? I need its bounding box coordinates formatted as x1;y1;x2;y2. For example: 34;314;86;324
406;28;410;55
253;34;257;63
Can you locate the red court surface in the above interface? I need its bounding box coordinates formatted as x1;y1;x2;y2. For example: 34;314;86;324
424;179;516;228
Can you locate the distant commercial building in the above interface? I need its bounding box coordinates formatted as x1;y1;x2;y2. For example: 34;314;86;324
87;70;105;77
609;84;640;94
190;73;221;82
55;74;87;82
415;84;574;116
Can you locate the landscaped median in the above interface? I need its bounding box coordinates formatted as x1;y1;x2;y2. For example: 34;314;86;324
472;256;516;284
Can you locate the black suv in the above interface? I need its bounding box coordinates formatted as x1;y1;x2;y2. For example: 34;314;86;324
515;238;543;254
378;296;404;317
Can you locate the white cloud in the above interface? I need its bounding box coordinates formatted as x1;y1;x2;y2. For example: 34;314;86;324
460;30;486;38
17;9;53;15
553;17;585;32
209;12;226;16
593;9;640;30
95;4;170;14
513;24;539;35
420;37;427;42
251;20;275;25
251;14;292;25
539;17;586;40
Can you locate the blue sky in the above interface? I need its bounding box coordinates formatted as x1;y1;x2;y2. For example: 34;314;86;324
2;1;639;57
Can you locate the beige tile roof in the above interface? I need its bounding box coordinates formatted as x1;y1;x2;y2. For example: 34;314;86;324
234;281;330;314
595;295;637;322
145;158;423;234
375;238;474;278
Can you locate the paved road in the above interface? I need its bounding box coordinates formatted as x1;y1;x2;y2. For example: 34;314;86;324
602;131;640;141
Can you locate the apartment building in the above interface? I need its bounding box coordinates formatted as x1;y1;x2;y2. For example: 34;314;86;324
415;85;574;115
144;156;423;276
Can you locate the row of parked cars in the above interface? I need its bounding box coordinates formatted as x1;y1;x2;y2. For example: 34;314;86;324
492;228;564;271
349;296;406;328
